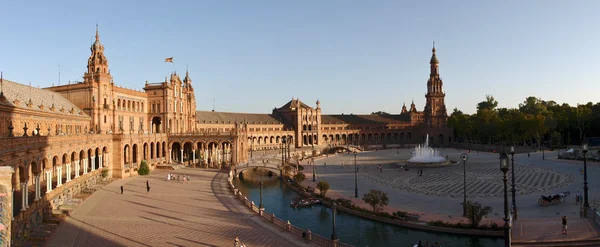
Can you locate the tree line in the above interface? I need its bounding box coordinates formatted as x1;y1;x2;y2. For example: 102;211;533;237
448;95;599;149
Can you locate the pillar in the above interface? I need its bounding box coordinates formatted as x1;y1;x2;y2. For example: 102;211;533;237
99;155;103;169
169;149;172;163
46;170;53;193
56;166;62;187
66;163;71;182
83;159;88;174
75;160;80;178
20;182;26;211
192;149;196;164
34;175;40;201
180;149;184;164
91;156;96;171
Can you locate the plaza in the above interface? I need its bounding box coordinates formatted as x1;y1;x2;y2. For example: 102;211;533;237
46;168;310;247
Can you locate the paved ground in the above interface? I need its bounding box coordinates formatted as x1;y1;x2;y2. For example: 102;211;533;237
512;217;600;243
46;168;313;247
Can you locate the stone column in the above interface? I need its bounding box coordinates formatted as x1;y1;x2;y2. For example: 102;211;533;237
83;159;88;174
34;175;40;201
99;155;103;169
180;149;184;164
75;160;80;178
169;149;172;163
20;182;27;211
66;163;71;182
192;149;196;164
56;166;62;187
46;170;53;193
91;156;96;171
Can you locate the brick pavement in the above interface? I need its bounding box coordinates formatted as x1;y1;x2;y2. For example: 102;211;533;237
47;168;315;247
512;217;600;243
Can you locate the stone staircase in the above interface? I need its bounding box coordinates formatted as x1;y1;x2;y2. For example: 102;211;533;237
21;179;113;246
156;163;187;170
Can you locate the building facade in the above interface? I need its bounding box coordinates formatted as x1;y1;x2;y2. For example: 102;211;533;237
0;28;451;245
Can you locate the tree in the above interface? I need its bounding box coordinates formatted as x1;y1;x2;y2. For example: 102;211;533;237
362;189;389;213
461;200;492;228
574;104;592;143
138;160;150;175
293;172;306;183
316;181;330;196
371;111;390;115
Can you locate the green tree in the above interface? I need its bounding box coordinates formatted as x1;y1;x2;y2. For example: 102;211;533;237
293;172;306;183
371;111;391;115
317;181;330;196
138;160;150;175
461;200;492;228
574;104;592;143
362;189;389;213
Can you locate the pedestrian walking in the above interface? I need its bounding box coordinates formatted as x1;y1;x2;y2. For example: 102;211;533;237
120;185;123;194
562;216;568;234
146;180;150;193
576;191;580;204
234;236;240;247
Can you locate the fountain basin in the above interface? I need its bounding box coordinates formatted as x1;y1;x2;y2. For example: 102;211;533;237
405;160;457;168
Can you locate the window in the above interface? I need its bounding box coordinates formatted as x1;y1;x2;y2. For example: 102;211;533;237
104;115;106;123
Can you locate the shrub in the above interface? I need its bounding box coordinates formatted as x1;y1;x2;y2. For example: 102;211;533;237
101;168;109;178
392;210;408;218
138;160;150;175
293;172;306;183
334;198;354;208
317;180;330;196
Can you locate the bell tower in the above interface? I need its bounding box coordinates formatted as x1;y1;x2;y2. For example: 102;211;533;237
424;42;447;128
83;25;114;133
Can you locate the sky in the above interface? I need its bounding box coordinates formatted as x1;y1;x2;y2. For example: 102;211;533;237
0;1;599;115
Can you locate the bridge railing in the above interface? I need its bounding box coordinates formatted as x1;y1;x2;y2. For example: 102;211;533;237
227;175;353;247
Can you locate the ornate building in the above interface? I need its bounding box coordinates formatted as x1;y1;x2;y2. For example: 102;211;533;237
0;27;451;245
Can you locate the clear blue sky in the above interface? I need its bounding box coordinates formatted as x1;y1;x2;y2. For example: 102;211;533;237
1;1;598;114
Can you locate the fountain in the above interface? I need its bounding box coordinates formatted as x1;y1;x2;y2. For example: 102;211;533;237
407;134;447;165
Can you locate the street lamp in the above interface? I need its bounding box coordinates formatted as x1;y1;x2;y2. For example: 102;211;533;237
461;153;468;216
500;152;511;247
583;139;589;216
354;150;358;198
259;181;264;209
510;146;517;220
331;202;338;240
281;137;286;178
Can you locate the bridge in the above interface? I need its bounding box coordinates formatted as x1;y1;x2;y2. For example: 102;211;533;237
325;144;363;154
233;162;282;178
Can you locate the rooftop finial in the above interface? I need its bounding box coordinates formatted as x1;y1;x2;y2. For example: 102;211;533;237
432;41;436;53
95;24;99;41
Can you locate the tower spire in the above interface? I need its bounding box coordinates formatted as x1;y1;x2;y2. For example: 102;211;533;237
95;24;99;41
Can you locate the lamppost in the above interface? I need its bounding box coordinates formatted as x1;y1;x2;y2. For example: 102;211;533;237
259;181;264;209
542;148;545;160
354;150;358;198
583;139;589;216
510;146;517;220
461;153;468;216
312;145;316;182
331;202;338;240
500;152;511;247
281;137;286;178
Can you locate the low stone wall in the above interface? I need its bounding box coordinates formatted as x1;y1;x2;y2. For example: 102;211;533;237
451;143;535;154
227;171;354;247
283;178;503;238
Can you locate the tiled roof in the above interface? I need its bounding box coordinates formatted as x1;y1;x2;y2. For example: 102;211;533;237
278;99;313;110
321;114;410;124
0;79;89;117
196;111;283;124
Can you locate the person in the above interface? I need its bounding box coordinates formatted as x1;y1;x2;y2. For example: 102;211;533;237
234;236;240;247
576;191;580;204
120;185;123;194
146;180;150;193
562;216;568;234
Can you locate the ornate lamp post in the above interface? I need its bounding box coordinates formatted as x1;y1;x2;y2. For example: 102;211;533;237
259;181;264;209
510;146;517;220
281;137;286;178
461;153;468;216
500;152;511;247
583;139;589;216
354;150;358;198
331;202;338;240
312;144;316;182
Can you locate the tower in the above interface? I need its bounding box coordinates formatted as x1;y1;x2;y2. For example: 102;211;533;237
83;25;114;133
424;42;447;128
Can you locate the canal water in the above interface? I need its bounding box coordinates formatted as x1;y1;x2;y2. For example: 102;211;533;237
234;178;503;247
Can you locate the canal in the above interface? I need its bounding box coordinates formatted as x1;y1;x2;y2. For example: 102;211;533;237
234;177;503;247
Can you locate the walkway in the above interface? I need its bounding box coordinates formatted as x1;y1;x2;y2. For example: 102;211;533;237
47;168;313;247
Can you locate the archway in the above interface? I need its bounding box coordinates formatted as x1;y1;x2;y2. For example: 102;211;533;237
183;142;193;165
152;116;162;133
143;143;148;161
171;142;182;163
132;144;138;164
123;145;130;165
